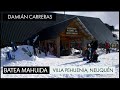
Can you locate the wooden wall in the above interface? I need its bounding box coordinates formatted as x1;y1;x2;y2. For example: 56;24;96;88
59;18;93;49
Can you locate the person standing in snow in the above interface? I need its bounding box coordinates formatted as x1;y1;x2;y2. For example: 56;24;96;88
90;40;98;61
53;43;57;56
33;43;37;56
116;43;119;52
36;45;39;56
83;47;90;61
27;40;30;45
92;50;99;62
11;42;18;52
87;43;91;51
5;47;12;60
49;44;54;55
105;40;110;54
44;46;47;56
32;35;39;56
38;45;41;54
71;48;75;55
14;43;18;51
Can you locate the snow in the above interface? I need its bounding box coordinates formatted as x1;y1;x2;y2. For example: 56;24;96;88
1;45;119;78
71;48;81;55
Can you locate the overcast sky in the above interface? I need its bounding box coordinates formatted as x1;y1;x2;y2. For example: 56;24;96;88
54;11;119;30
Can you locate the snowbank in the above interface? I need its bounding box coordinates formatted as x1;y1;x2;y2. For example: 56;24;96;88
1;45;119;78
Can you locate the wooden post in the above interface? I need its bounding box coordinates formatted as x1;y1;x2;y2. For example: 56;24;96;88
81;38;84;48
39;41;41;47
68;38;70;49
44;40;46;47
56;36;60;57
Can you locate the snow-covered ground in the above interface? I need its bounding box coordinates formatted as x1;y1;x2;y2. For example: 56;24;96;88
1;45;119;78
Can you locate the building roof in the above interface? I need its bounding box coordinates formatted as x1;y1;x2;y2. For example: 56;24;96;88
37;16;77;41
1;13;76;45
38;15;117;43
78;16;117;43
1;13;117;46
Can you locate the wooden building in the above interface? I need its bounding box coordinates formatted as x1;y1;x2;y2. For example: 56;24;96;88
1;13;117;57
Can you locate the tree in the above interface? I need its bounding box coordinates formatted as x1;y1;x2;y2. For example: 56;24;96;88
104;23;115;31
113;34;117;38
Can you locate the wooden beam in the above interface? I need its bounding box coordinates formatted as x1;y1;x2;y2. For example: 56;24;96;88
56;36;60;57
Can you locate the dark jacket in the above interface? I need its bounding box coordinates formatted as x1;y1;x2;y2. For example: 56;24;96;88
91;40;98;50
84;49;90;57
93;51;99;61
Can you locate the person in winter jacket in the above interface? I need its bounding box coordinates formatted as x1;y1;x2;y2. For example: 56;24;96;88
92;50;99;62
44;46;47;56
5;47;12;60
33;43;37;56
90;40;98;60
11;42;18;52
87;50;99;63
83;47;90;61
105;41;110;54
